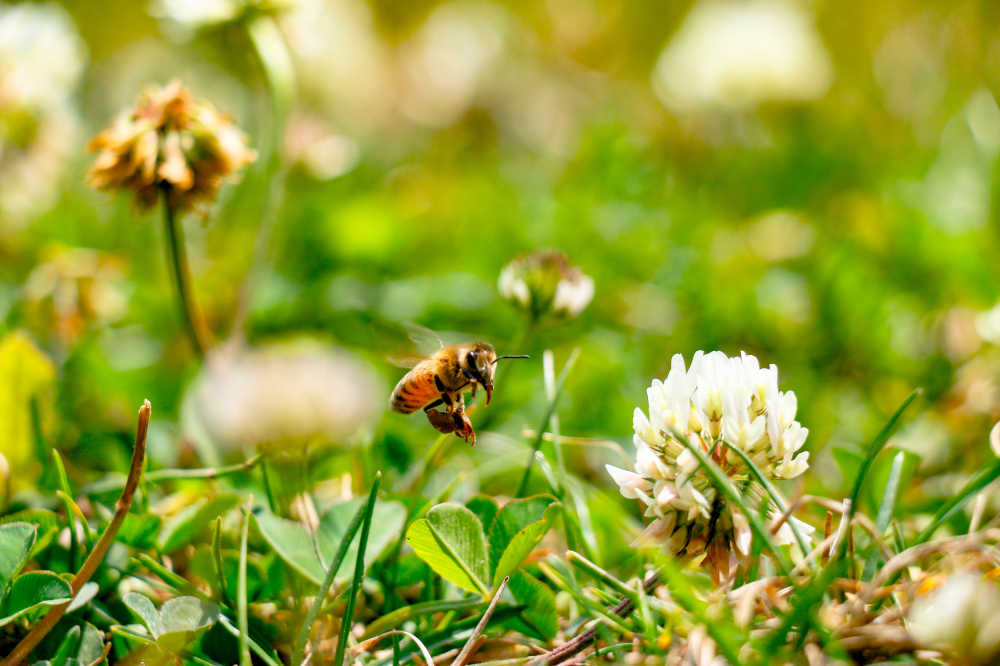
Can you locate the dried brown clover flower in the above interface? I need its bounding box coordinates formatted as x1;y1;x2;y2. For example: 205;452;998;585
87;80;256;212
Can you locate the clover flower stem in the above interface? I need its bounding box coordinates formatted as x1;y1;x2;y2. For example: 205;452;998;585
162;197;210;357
1;400;150;666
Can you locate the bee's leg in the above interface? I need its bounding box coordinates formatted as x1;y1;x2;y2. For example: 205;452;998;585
433;377;453;406
423;393;456;434
451;394;476;445
425;408;458;435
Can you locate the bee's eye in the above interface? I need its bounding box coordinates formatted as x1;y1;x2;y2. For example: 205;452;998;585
466;352;476;367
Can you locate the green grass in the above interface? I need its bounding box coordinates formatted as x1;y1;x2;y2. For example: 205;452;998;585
2;1;1000;663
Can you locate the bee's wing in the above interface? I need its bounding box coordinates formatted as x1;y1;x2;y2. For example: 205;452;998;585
403;322;471;351
387;322;470;368
383;323;441;369
404;322;445;354
386;355;426;369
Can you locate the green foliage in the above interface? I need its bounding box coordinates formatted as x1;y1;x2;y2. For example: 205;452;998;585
0;571;72;626
253;496;405;585
0;332;55;487
4;2;1000;663
0;523;72;629
406;503;491;597
406;496;559;598
123;593;220;653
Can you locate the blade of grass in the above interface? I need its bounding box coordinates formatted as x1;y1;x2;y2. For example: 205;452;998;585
213;517;231;605
532;452;595;562
672;430;792;576
861;450;905;580
81;455;265;495
722;441;809;555
52;449;80;568
364;598;484;639
542;350;565;488
516;348;580;497
293;472;382;666
238;498;252;666
333;471;382;666
912;459;1000;546
566;551;634;600
135;553;216;603
841;390;920;552
218;615;282;666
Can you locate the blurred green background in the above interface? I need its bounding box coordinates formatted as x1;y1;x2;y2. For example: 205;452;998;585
3;0;1000;510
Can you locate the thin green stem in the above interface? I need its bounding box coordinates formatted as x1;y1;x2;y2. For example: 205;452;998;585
293;472;381;666
913;459;1000;546
333;472;381;666
238;499;252;666
162;197;210;357
516;347;580;497
721;441;809;555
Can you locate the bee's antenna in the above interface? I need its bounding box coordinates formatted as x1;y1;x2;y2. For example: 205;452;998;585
493;355;530;364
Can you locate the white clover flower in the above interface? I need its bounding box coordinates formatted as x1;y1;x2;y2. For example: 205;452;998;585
607;351;812;561
498;250;594;320
908;573;1000;664
652;0;832;112
182;338;383;460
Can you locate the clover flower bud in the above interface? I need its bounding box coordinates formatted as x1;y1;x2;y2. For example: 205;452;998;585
498;250;593;320
87;80;256;213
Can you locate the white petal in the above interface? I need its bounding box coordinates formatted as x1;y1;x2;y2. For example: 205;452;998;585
654;480;679;507
605;464;650;499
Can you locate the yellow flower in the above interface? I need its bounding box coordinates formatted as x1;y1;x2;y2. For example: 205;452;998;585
87;80;256;213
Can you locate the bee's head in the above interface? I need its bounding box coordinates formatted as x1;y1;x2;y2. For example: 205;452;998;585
463;343;528;405
463;343;496;403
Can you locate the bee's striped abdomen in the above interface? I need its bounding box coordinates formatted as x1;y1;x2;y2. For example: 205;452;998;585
390;363;440;413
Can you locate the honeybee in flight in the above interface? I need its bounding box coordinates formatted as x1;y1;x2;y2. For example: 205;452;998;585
390;342;528;445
